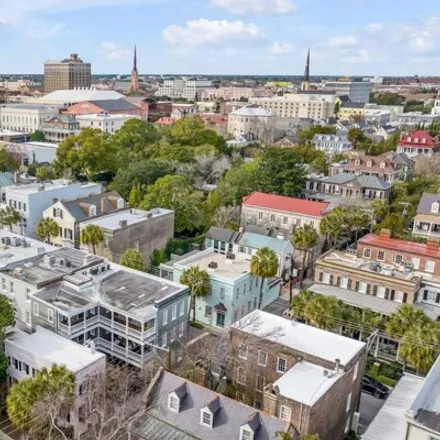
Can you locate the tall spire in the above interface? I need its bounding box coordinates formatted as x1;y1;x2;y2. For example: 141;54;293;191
130;44;140;93
301;48;311;91
133;44;138;73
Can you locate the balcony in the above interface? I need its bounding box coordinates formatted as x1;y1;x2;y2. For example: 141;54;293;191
413;222;440;237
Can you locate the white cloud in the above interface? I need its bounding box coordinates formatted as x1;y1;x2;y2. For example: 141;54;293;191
209;0;297;15
100;41;131;60
27;23;66;40
268;41;295;54
0;17;9;26
328;36;358;48
366;23;383;35
163;19;264;47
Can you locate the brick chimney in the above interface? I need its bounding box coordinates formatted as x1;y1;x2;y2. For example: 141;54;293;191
100;197;107;214
379;229;391;238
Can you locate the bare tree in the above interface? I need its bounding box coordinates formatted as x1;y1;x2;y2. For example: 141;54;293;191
211;205;241;229
414;153;440;178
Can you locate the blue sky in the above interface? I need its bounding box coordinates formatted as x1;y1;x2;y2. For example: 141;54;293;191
0;0;439;75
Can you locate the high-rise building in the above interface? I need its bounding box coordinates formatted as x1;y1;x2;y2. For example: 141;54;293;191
130;45;140;94
323;81;373;103
44;53;91;93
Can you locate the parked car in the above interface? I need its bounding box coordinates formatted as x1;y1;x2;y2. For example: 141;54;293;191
362;375;389;399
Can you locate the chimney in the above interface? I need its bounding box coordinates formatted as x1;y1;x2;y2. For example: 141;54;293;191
101;197;107;214
53;198;58;204
334;358;341;373
426;239;439;251
13;172;20;184
379;229;391;238
119;220;128;228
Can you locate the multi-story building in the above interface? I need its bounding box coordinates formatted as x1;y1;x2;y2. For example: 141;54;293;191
7;141;60;165
156;79;213;101
42;115;81;143
338;102;366;121
0;103;60;133
392;112;440;128
201;87;273;101
323;81;373;103
396;130;438;158
413;193;440;238
170;249;281;328
64;99;142;118
312;133;353;156
76;113;140;133
249;91;336;120
44;53;91;93
205;226;294;279
229;310;366;440
329;151;414;183
227;106;276;140
5;326;106;439
432;94;440;116
241;191;330;235
130;369;290;440
27;89;124;106
0;179;102;238
305;172;392;208
79;208;174;266
1;246;189;367
42;191;127;248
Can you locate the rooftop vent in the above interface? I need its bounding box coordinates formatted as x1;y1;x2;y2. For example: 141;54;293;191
119;220;128;228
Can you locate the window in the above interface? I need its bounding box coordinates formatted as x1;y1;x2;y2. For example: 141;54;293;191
394;254;404;264
168;395;179;412
270;214;275;222
171;304;177;321
162;309;168;326
363;248;371;259
33;302;39;316
205;306;212;318
276;357;287;373
377;251;385;261
345;416;351;434
162;332;167;347
180;299;185;316
358;282;367;294
9;281;14;293
256;375;265;392
279;405;291;422
353;362;359;381
412;257;420;270
235;288;239;299
367;161;372;167
23;363;29;375
257;350;268;366
239;344;248;359
1;278;5;290
258;212;263;220
237;367;246;385
426;260;436;273
201;410;212;427
346;392;352;412
240;428;253;440
283;216;288;225
432;203;440;213
47;309;54;323
340;277;348;289
179;321;184;337
220;287;225;300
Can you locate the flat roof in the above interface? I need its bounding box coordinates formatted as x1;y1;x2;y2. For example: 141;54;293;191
21;141;59;149
273;361;341;405
4;179;99;195
6;326;105;373
80;208;172;231
362;374;424;440
175;249;250;281
232;310;365;366
76;113;138;120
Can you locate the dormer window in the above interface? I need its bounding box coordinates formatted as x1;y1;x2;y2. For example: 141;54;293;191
201;397;220;428
168;395;179;412
89;205;96;216
432;202;439;214
415;138;419;143
422;138;427;144
117;198;124;209
201;410;213;427
407;137;411;142
355;159;360;166
367;161;372;167
380;162;385;169
240;427;254;440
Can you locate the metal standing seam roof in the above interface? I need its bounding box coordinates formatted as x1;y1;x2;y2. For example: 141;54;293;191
237;232;293;254
417;193;440;215
87;99;139;112
0;172;13;187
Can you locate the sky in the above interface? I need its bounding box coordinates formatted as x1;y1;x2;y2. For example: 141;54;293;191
0;0;439;76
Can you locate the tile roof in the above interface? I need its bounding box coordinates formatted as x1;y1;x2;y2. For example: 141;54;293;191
243;192;330;217
417;193;440;215
359;233;440;259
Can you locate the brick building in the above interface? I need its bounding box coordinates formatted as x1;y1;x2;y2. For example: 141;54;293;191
229;311;366;440
64;99;142;118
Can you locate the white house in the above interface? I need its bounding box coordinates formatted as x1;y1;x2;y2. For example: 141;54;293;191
0;179;102;238
76;113;139;134
312;134;353;156
5;326;106;439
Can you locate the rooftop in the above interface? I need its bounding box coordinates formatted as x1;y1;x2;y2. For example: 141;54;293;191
0;103;61;110
131;370;287;440
398;130;436;148
21;141;59;149
417;192;440;215
273;361;341;406
243;191;330;217
230;106;276;117
359;233;440;259
362;374;424;440
80;208;172;231
237;232;293;254
6;326;105;373
76;113;138;121
4;179;100;195
86;99;139;112
40;89;124;104
174;249;250;281
232;310;365;366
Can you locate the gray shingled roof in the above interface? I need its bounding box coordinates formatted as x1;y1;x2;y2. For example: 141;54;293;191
356;175;391;190
417;193;440;215
87;98;138;112
325;173;359;185
206;227;238;243
341;102;365;109
132;371;288;440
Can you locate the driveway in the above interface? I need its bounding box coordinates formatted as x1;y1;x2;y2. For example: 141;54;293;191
359;392;386;432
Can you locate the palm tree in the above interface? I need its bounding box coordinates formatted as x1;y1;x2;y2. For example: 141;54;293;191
292;224;319;288
354;308;383;340
386;304;428;338
36;218;59;243
304;295;343;330
250;247;279;310
319;213;343;249
400;322;439;374
120;248;145;271
346;207;370;242
81;224;104;254
180;266;211;322
291;289;316;323
2;206;20;232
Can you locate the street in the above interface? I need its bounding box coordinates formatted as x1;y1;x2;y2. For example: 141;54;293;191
359;392;386;432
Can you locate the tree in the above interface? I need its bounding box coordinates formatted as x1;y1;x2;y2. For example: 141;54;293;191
36;165;54;181
386;304;428;338
298;125;336;145
319;211;344;248
334;102;340;115
0;296;14;382
371;199;389;222
250;247;279;309
140;175;205;234
345;207;370;241
36;218;59;243
120;248;145;271
128;183;143;207
7;364;75;438
291;289;316;323
347;128;366;150
257;149;307;197
81;224;104;254
30;130;45;142
0;149;19;172
304;295;343;330
292;224;319;287
211;205;241;229
180;266;211;322
2;206;20;232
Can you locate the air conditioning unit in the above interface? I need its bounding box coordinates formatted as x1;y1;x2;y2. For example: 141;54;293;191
1;237;11;245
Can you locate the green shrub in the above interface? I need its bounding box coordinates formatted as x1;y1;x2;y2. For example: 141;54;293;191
189;321;204;329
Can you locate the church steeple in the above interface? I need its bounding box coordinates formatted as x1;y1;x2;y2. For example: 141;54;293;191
130;44;139;93
301;48;311;91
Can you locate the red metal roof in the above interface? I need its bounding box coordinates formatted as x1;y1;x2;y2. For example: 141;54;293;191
359;234;440;258
242;192;330;217
398;130;436;149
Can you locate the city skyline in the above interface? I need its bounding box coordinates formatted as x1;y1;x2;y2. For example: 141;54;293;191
0;0;439;76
